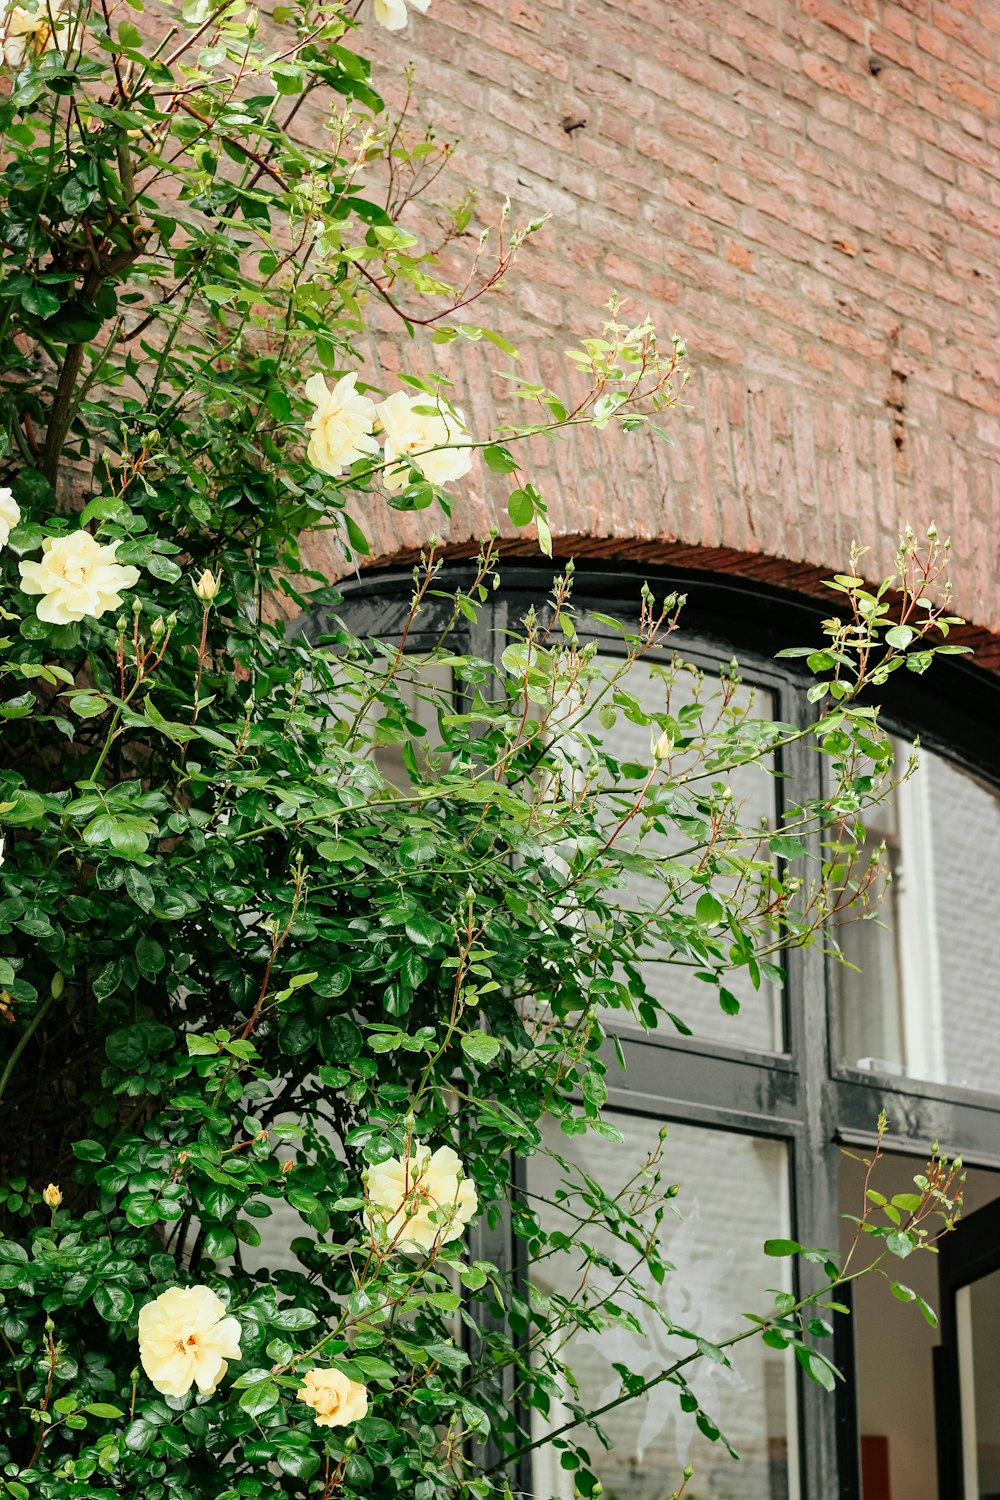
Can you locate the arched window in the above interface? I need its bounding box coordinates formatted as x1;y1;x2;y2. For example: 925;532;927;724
307;559;1000;1500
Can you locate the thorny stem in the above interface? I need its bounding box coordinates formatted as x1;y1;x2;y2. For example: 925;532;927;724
25;1323;58;1471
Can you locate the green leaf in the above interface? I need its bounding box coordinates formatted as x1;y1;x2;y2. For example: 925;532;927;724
795;1345;839;1391
404;913;445;948
94;1283;135;1323
21;285;61;319
124;1195;160;1227
885;625;914;649
146;553;183;583
65;691;108;719
582;1068;607;1111
764;1239;801;1257
460;1031;501;1065
270;1304;319;1330
84;1403;125;1418
507;488;534;527
202;1226;238;1260
124;867;155;911
484;444;518;474
915;1294;938;1327
72;1139;107;1162
135;937;166;976
342;513;370;556
239;1379;280;1416
718;987;740;1016
768;834;805;860
695;892;724;928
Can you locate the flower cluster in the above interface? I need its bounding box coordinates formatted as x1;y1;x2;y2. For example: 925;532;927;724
134;1140;476;1429
305;376;474;492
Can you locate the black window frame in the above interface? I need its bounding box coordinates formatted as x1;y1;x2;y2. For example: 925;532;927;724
316;558;1000;1500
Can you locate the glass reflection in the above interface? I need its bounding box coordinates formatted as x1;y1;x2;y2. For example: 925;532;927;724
531;1114;799;1500
836;740;1000;1093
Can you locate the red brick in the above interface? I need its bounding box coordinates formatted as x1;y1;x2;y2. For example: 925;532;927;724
800;0;868;45
915;21;948;56
937;69;997;117
327;0;1000;648
724;238;755;272
932;3;992;57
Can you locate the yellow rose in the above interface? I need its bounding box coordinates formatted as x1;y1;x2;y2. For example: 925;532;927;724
42;1183;62;1209
0;487;20;549
372;0;430;29
304;372;379;477
137;1285;241;1398
300;1366;368;1427
364;1142;478;1254
19;532;140;625
0;0;64;65
375;390;473;492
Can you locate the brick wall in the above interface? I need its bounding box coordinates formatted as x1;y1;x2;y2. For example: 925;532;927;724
301;0;1000;652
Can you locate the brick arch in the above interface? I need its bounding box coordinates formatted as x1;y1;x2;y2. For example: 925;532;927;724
344;530;1000;674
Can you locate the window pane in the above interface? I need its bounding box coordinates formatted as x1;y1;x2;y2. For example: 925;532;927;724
531;1115;799;1500
835;741;1000;1092
839;1153;1000;1500
371;659;452;786
595;656;783;1051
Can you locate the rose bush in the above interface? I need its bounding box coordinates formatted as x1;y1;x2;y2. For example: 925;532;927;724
0;0;968;1497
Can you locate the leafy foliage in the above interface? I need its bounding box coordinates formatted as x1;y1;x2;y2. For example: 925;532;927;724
0;3;970;1497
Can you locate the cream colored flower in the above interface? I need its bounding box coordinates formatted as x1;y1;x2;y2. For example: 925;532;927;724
0;0;64;65
304;372;379;477
300;1366;368;1428
0;488;20;549
192;567;221;603
42;1183;62;1209
138;1285;241;1399
19;532;140;625
372;0;429;31
364;1142;478;1254
650;728;673;762
375;390;473;492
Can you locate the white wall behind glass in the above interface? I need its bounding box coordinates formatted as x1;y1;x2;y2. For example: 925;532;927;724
530;1114;799;1500
836;742;1000;1093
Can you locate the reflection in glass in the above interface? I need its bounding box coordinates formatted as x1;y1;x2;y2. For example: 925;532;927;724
531;1115;799;1500
594;657;782;1051
836;741;1000;1092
